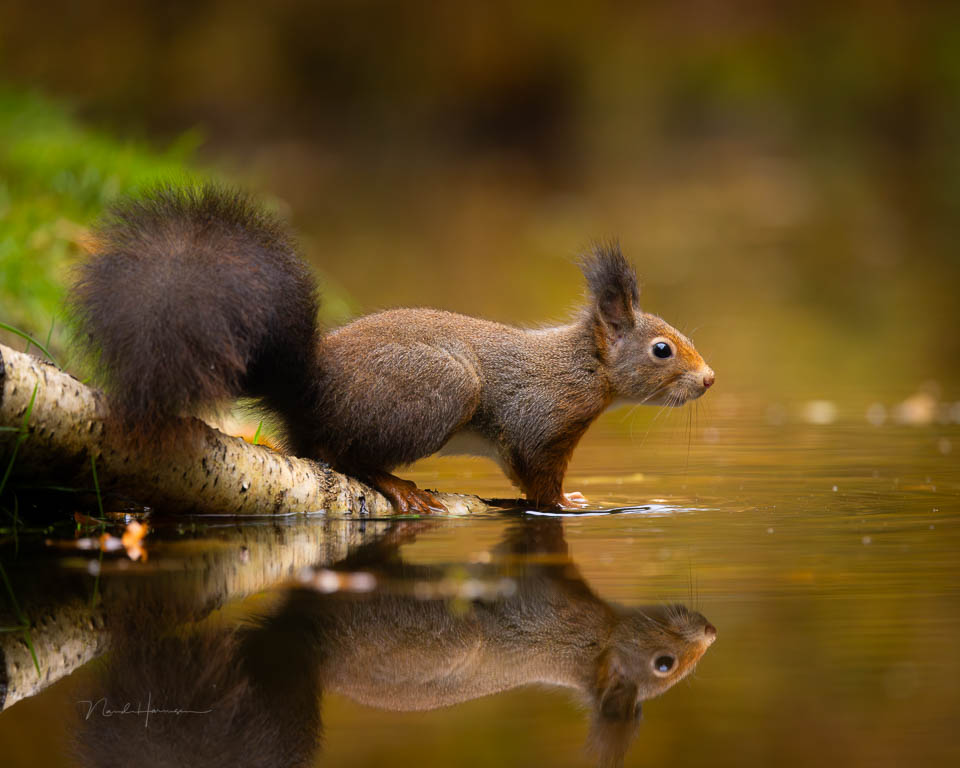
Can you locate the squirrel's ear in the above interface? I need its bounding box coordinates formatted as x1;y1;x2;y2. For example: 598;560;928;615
580;243;640;337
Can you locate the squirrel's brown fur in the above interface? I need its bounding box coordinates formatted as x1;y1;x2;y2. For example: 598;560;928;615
69;184;714;511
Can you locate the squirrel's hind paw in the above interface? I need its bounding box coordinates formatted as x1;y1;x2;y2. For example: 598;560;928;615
370;472;448;515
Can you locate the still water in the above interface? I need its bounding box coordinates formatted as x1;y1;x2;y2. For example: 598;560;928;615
1;398;958;767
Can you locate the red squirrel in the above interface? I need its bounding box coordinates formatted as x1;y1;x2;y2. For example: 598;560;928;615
69;184;715;512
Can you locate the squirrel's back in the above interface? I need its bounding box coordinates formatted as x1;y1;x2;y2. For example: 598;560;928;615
69;184;321;434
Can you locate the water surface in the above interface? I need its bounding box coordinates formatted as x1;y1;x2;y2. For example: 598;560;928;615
1;399;958;767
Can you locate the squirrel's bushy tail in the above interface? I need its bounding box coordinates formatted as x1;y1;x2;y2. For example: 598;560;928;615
69;183;321;433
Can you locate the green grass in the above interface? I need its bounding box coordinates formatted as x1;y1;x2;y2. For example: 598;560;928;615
0;87;204;352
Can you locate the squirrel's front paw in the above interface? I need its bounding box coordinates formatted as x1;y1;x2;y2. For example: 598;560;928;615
562;491;589;508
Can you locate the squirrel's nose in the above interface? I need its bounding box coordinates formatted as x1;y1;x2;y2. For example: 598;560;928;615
702;370;715;389
704;623;717;644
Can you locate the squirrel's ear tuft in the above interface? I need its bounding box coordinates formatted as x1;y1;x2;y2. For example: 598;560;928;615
580;242;640;337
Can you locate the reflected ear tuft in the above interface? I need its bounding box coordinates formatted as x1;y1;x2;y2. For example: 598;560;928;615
580;242;640;336
586;716;642;768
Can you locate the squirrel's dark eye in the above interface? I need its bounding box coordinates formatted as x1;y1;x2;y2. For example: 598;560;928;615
652;342;672;359
653;655;675;674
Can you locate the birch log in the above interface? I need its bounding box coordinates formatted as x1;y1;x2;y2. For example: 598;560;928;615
0;343;492;516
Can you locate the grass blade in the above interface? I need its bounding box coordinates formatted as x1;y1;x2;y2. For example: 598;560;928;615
0;383;38;498
0;321;60;368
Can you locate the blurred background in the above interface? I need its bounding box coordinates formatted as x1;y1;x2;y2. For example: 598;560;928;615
2;0;958;405
2;4;959;767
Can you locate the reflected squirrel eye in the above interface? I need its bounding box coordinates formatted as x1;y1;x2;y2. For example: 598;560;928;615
653;655;675;674
652;342;672;359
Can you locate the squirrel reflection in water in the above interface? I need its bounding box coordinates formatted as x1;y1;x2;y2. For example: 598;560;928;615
73;520;716;768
